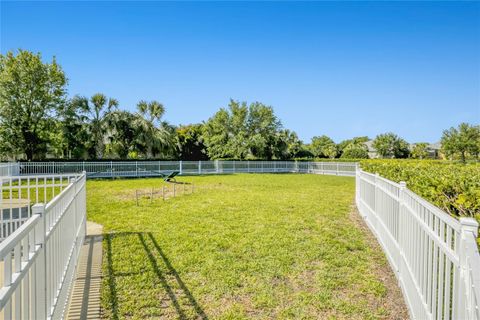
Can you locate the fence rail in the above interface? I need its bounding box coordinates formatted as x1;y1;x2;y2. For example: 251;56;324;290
0;173;86;320
0;163;19;177
13;160;357;178
356;169;480;320
0;173;80;241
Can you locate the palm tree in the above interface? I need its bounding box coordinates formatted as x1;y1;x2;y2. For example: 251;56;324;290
135;100;175;158
88;93;118;158
104;110;137;159
137;100;165;125
57;95;90;159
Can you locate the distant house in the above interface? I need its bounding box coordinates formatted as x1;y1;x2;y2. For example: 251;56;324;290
364;140;378;159
426;142;441;159
364;140;441;159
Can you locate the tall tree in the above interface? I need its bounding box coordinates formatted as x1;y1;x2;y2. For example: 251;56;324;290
274;129;303;160
0;50;67;160
310;135;337;158
372;133;409;158
441;123;480;162
136;100;175;158
176;124;208;160
203;100;282;160
247;102;281;159
105;110;141;159
202;108;232;159
88;93;118;158
56;95;90;159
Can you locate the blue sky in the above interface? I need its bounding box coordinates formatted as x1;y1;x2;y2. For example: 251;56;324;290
1;1;479;143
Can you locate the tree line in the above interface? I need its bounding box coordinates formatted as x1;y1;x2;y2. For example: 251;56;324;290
1;50;479;162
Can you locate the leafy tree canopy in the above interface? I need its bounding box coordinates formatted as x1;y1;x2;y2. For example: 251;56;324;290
203;99;282;160
441;123;480;163
176;124;208;160
0;50;67;160
340;143;369;159
310;135;337;159
410;142;430;160
337;136;369;154
274;129;303;160
372;133;409;158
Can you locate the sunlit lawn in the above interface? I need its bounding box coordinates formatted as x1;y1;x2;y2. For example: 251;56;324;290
87;174;399;319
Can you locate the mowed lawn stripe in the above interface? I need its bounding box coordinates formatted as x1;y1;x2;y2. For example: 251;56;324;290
87;174;405;319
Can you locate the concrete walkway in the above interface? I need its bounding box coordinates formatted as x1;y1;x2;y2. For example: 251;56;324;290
65;221;103;320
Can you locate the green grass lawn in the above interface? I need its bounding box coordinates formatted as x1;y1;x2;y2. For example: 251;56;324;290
87;174;404;319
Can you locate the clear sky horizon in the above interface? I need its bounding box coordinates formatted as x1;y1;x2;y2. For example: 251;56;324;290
1;1;479;144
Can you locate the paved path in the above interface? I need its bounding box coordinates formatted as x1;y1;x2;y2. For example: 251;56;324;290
65;221;103;320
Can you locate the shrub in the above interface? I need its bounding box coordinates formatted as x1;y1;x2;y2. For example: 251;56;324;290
360;160;480;220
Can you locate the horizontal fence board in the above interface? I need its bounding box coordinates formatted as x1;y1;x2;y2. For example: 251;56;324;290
356;169;480;320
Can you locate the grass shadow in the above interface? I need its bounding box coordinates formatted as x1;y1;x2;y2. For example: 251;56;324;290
105;233;120;320
104;231;208;319
147;233;208;319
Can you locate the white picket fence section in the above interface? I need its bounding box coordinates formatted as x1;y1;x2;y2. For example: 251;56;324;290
0;163;20;177
16;160;357;178
0;174;80;241
0;173;86;320
14;160;356;178
356;169;480;320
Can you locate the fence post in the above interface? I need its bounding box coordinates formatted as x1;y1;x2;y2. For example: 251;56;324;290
374;173;379;214
199;161;202;174
135;161;138;177
82;171;87;236
33;203;47;319
396;181;407;274
215;160;219;173
179;161;183;175
456;217;479;319
355;165;360;204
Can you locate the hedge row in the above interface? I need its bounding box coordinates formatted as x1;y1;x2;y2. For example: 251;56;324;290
360;160;480;221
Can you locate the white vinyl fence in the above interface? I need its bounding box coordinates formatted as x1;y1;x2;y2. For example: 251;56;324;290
0;174;80;241
0;173;86;320
356;169;480;320
0;163;19;177
16;161;357;178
